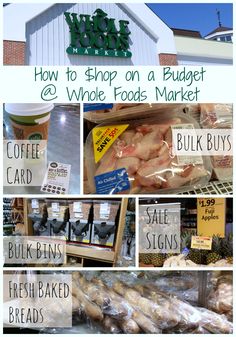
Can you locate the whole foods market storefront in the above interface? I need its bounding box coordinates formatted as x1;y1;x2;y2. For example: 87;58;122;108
4;4;232;66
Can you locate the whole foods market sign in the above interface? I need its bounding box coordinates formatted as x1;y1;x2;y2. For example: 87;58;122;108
64;9;132;58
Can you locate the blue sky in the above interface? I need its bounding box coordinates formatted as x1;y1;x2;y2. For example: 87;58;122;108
146;3;233;37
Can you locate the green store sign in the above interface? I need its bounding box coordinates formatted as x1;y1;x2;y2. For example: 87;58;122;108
64;9;132;58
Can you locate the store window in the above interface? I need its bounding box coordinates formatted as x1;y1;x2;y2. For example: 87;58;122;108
219;35;232;43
